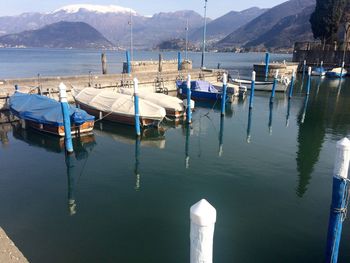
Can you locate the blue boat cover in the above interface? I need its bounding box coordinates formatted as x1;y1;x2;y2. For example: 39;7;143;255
9;92;95;127
176;80;219;93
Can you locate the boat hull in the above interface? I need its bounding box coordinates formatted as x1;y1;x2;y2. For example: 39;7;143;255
326;72;347;78
177;86;224;101
20;119;94;137
76;101;162;127
231;79;287;92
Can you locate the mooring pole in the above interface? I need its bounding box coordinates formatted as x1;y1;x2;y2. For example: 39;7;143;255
288;69;296;99
101;53;107;75
200;0;208;69
306;67;312;96
270;70;279;103
158;53;163;73
14;85;19;92
133;78;141;137
59;83;73;153
220;73;227;116
190;199;216;263
186;74;192;124
126;51;131;74
340;61;345;79
265;52;270;80
321;60;324;68
325;138;350;263
249;71;256;109
178;52;182;71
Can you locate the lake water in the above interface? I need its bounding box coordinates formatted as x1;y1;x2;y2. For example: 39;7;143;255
0;49;350;262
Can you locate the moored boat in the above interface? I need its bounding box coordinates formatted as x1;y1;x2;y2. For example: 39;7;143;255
9;92;95;136
176;80;235;102
231;78;288;92
311;67;326;76
326;67;347;78
73;88;166;127
117;87;194;118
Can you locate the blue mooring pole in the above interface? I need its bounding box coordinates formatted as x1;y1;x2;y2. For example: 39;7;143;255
325;138;350;263
265;52;270;80
306;67;312;95
133;78;141;137
14;84;19;92
59;83;73;153
186;74;192;124
270;70;279;103
126;51;131;74
185;123;190;169
288;69;296;99
220;73;228;116
249;71;256;109
178;52;182;71
340;61;345;79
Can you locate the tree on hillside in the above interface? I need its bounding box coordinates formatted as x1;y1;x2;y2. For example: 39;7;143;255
310;0;348;44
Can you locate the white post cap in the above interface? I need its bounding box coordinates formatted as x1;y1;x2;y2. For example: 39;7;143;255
190;199;217;226
321;61;324;66
222;73;227;85
274;70;279;79
133;78;138;94
308;67;312;75
292;69;296;78
252;71;256;81
342;61;345;67
187;74;191;89
59;82;67;102
334;137;350;179
304;60;306;65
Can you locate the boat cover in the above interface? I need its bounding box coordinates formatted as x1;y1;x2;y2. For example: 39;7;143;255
118;88;184;111
74;88;166;119
9;92;94;126
330;67;347;74
176;80;219;93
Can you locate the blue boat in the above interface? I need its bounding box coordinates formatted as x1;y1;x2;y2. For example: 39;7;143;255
9;92;95;136
176;80;227;101
326;67;347;78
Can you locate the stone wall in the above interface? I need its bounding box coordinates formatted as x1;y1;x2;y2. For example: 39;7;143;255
123;60;192;73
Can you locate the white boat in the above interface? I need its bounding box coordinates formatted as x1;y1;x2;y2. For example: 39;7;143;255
326;67;347;78
118;88;194;118
231;77;289;92
73;88;166;127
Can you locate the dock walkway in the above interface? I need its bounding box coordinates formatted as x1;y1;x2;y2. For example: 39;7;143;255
0;228;29;263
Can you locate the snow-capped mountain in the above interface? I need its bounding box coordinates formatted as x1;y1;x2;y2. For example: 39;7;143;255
52;4;137;15
0;4;206;49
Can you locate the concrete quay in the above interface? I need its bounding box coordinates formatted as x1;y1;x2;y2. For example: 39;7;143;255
0;68;222;110
0;228;29;263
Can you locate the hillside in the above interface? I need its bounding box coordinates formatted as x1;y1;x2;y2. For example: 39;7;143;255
217;0;315;49
0;21;113;49
190;7;268;43
0;5;207;49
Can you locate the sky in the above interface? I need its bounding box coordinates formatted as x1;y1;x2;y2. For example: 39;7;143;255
0;0;286;19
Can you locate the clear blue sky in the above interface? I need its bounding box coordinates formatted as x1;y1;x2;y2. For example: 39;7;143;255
0;0;286;18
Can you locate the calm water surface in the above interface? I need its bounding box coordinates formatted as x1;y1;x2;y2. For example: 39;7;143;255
0;50;350;262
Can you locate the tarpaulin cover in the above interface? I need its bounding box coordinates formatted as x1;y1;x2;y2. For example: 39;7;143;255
9;92;94;127
176;80;219;93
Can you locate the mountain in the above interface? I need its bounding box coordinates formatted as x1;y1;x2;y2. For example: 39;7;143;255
190;7;268;43
217;0;315;49
0;4;207;49
0;21;113;49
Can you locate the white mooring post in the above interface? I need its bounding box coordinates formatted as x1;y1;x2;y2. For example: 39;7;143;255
190;199;217;263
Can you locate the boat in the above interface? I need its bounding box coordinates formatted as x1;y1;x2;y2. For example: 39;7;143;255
73;88;166;127
117;87;194;118
326;67;347;78
176;80;237;102
311;67;326;76
231;78;289;92
9;92;95;137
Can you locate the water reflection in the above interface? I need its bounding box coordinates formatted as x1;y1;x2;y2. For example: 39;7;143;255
184;123;191;168
300;95;309;124
0;123;10;147
286;99;291;127
268;103;273;135
246;109;253;143
218;115;224;157
134;137;141;191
